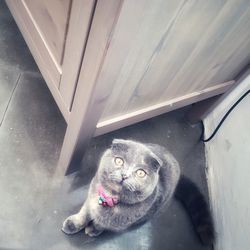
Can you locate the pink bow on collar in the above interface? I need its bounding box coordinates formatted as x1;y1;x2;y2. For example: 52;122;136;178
98;185;118;207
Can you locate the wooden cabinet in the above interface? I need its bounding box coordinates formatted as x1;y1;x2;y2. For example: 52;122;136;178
6;0;250;177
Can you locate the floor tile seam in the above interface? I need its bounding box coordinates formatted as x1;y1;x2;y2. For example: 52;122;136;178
0;72;21;126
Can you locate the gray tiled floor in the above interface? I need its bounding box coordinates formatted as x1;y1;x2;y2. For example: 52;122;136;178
0;2;212;250
0;1;39;72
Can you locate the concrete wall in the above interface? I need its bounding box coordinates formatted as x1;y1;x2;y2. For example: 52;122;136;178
204;73;250;250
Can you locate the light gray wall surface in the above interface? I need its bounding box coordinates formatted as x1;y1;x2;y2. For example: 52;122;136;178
204;74;250;250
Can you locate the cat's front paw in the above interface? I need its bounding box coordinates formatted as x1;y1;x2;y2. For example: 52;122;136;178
85;224;103;237
62;215;85;235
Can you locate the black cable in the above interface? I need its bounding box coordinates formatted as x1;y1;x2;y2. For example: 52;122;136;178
200;89;250;142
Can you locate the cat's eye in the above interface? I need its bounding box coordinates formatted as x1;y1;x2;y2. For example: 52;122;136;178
114;157;124;166
136;169;146;178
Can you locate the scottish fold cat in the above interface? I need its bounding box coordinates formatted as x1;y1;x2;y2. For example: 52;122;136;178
62;139;214;246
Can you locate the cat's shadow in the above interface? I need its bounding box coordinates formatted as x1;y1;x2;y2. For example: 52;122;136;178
66;221;147;249
67;138;111;191
66;230;119;248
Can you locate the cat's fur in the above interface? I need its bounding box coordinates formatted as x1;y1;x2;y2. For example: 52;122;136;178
62;139;214;245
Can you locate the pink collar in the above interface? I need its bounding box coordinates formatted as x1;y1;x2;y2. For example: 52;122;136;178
98;185;118;207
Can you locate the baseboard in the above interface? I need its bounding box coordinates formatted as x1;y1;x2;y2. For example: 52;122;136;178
95;80;235;136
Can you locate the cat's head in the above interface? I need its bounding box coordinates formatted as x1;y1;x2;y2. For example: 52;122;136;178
97;139;163;204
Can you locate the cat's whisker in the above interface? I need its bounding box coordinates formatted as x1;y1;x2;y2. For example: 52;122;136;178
112;177;121;181
124;181;136;192
109;174;120;179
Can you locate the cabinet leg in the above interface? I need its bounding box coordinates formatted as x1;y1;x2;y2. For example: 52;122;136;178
52;0;124;183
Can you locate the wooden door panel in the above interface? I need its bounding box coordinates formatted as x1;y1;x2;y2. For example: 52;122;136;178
6;0;95;121
6;0;67;119
23;0;71;66
98;0;250;122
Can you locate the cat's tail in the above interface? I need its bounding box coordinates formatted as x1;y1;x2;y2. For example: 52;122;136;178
174;175;215;246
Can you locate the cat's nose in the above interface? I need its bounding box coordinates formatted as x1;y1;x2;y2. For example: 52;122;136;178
121;174;128;180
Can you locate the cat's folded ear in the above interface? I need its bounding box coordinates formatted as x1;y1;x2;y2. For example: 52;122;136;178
147;152;163;170
112;139;127;145
111;139;129;152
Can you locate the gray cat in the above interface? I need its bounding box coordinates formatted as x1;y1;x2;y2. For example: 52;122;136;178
62;139;214;246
